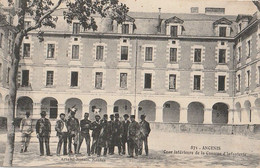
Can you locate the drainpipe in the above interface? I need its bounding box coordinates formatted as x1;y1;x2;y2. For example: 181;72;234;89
232;43;237;134
134;38;138;117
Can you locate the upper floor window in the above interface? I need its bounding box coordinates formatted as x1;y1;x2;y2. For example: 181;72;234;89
46;71;54;86
247;70;250;88
238;46;241;62
247;40;251;57
21;70;29;87
120;73;127;89
24;21;31;29
219;49;226;63
73;23;80;34
0;63;2;81
238;23;242;32
122;24;129;34
72;45;79;59
193;75;201;90
218;76;225;91
169;74;176;90
170;26;178;37
170;48;177;63
194;49;201;63
96;46;104;61
145;47;153;61
47;44;55;58
237;74;241;92
70;71;78;87
121;46;128;60
0;33;3;48
213;18;232;37
95;72;103;89
23;43;31;58
219;27;227;37
144;73;152;89
7;67;10;84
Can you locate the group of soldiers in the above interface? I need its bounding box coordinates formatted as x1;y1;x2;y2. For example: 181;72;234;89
19;109;151;158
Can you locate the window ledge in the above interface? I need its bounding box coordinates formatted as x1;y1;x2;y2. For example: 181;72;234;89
70;86;80;89
218;63;227;65
45;85;56;88
193;62;202;64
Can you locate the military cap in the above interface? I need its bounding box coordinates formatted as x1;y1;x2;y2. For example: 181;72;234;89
123;114;129;118
110;114;115;117
103;114;108;117
60;113;65;117
40;111;46;116
141;114;146;118
130;115;135;118
25;111;30;116
70;111;76;115
115;113;119;117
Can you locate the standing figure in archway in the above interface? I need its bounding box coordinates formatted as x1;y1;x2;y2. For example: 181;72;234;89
67;111;80;155
96;114;110;157
122;114;130;155
20;111;33;153
113;113;123;155
127;115;140;158
55;113;68;156
108;114;115;155
139;114;151;156
91;115;102;155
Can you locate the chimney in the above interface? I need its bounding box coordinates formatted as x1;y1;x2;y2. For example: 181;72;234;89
191;7;199;13
157;8;162;32
205;7;225;15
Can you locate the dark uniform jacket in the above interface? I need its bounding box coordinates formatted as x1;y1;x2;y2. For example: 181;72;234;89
139;120;151;138
36;118;51;136
107;120;114;140
55;119;68;136
127;120;140;144
67;117;79;135
97;119;110;147
122;120;130;141
80;119;91;134
113;120;123;146
91;120;102;139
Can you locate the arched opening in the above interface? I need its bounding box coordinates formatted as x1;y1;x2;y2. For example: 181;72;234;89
212;103;229;124
4;95;9;117
163;101;180;123
235;102;242;123
114;99;132;117
89;99;107;121
65;98;82;119
138;100;156;122
0;93;3;117
188;102;204;124
244;101;252;123
255;99;260;122
17;96;33;118
41;97;58;119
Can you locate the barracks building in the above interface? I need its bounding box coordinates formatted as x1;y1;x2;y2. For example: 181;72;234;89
0;6;260;133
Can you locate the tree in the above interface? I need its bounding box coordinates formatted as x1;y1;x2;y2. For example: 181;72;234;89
2;0;128;166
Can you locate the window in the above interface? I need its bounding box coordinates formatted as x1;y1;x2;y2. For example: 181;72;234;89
239;23;242;32
121;46;128;60
0;33;3;48
96;46;104;60
21;70;29;87
247;70;250;88
95;72;103;89
73;23;80;34
258;67;260;85
169;74;176;90
72;45;79;59
237;74;241;91
145;47;153;61
247;40;251;57
194;49;201;63
219;49;226;63
7;67;10;84
170;48;177;63
0;63;2;81
144;73;152;89
238;47;241;62
8;39;13;54
23;43;30;57
46;71;54;86
24;21;31;29
218;76;225;91
170;26;178;37
47;44;55;58
193;75;201;90
71;72;78;87
122;24;129;34
120;73;127;89
219;27;226;37
49;100;58;119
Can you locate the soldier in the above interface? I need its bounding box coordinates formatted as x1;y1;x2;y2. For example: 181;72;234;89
90;115;102;155
55;113;68;156
35;111;52;156
77;112;91;156
67;111;80;155
127;115;140;158
113;113;123;155
108;114;115;155
96;114;110;157
20;111;33;153
121;114;130;155
139;114;151;156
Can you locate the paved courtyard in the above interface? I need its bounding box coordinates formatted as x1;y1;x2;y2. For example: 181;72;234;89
0;130;259;167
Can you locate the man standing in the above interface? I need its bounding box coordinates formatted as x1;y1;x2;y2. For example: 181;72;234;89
35;111;52;156
96;114;109;157
67;111;80;155
55;113;68;156
121;114;130;155
139;114;151;156
113;113;123;155
20;111;33;153
127;115;140;158
77;113;91;156
90;115;102;155
108;114;115;155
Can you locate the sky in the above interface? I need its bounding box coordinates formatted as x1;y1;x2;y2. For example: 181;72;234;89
0;0;257;15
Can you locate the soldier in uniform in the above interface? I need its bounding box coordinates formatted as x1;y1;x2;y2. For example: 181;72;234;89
90;115;102;155
113;113;123;155
121;114;130;155
127;115;140;158
77;112;91;156
67;111;80;155
139;114;151;156
108;114;115;155
55;113;68;156
20;111;33;153
35;111;52;156
96;114;110;157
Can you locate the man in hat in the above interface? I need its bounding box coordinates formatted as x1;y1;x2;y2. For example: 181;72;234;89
127;115;140;158
96;114;109;157
113;113;123;155
107;114;115;155
77;112;91;156
36;111;52;156
55;113;68;156
122;114;130;155
20;111;33;153
90;115;102;155
139;114;151;156
67;111;80;155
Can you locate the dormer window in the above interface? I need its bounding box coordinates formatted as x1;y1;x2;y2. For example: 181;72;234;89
170;26;178;37
118;15;135;34
122;24;129;34
236;15;253;33
219;27;226;37
165;16;184;37
73;23;80;34
213;17;232;37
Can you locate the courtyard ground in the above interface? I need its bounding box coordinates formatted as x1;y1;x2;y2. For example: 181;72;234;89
0;130;259;168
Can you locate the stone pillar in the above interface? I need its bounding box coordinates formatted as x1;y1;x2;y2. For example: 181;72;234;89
179;107;188;123
155;106;163;122
228;109;234;124
33;103;41;119
82;104;90;119
251;107;260;124
107;104;114;116
58;104;66;117
241;108;249;124
203;108;212;124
